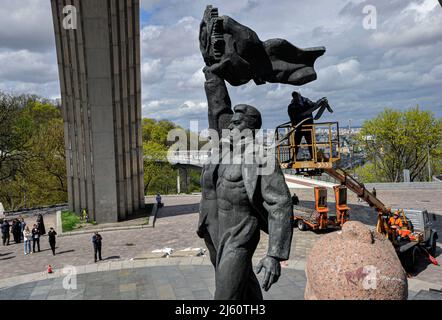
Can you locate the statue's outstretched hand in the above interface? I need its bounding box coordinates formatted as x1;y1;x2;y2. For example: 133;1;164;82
256;256;281;291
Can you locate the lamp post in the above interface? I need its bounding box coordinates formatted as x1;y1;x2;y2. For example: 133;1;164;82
348;119;353;172
428;145;432;182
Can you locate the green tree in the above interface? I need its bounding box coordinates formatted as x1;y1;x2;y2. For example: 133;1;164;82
143;140;170;194
1;91;203;210
356;107;442;182
0;93;67;210
0;92;34;182
141;118;203;195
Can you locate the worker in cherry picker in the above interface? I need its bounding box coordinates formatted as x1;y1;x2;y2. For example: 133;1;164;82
287;91;333;161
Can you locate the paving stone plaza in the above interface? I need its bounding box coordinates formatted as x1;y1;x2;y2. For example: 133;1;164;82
1;188;441;300
0;262;307;300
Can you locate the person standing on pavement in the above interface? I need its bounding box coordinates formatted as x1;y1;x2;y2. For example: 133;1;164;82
32;224;40;253
23;226;32;255
1;219;10;246
92;232;103;262
20;217;26;241
47;227;57;255
36;213;46;235
12;219;22;244
11;220;18;244
156;193;162;208
0;202;4;219
14;219;22;244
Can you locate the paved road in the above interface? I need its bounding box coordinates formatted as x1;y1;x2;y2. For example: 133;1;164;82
0;196;206;279
1;193;441;290
0;264;307;300
0;258;435;300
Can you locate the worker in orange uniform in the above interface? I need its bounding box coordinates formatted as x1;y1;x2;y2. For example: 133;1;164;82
389;211;404;242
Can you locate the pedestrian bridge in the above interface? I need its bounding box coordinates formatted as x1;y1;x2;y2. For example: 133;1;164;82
165;151;339;191
167;151;210;168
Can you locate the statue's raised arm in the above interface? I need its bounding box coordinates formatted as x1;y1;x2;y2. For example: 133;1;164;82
203;67;233;134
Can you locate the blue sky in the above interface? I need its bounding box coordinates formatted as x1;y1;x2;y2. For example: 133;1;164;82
0;0;441;129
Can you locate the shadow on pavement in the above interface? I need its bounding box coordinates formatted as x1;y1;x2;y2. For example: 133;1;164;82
102;255;120;261
0;256;15;261
0;252;12;257
156;203;200;219
122;204;154;221
56;249;75;255
411;246;441;276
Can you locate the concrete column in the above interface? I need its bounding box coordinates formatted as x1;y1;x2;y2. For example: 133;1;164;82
178;167;189;194
51;0;144;223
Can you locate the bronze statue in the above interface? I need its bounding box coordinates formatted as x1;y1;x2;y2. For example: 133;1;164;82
197;5;328;300
199;5;325;87
197;67;293;300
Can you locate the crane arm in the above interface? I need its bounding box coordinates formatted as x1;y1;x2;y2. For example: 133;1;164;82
324;167;389;214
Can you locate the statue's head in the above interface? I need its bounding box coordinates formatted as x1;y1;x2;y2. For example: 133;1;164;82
228;104;262;132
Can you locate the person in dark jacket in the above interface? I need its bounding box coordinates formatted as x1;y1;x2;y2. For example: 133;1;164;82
12;219;22;244
20;217;26;240
92;232;103;262
15;219;22;243
1;220;10;246
31;224;40;253
287;91;333;160
291;193;300;206
11;220;18;244
156;194;162;208
36;213;46;235
47;227;57;255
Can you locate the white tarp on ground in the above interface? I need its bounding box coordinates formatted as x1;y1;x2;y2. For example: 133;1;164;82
284;174;338;189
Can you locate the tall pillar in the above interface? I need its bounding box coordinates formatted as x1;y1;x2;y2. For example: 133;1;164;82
51;0;144;223
178;167;189;194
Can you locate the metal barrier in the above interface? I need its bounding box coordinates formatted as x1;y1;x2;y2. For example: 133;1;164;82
276;122;341;170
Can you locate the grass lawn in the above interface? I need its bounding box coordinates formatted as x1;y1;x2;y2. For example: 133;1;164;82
61;210;81;232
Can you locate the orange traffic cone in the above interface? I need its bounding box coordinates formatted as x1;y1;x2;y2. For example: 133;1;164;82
47;265;53;274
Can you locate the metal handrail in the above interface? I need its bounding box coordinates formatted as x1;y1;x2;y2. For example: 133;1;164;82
276;121;341;169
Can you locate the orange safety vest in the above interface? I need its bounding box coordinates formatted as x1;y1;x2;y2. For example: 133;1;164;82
389;216;403;227
389;216;411;238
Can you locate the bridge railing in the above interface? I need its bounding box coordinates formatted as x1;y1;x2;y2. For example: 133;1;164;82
167;150;211;167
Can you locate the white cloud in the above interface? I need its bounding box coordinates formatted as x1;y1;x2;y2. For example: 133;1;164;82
316;59;367;90
140;16;199;60
266;85;293;100
0;0;54;51
141;59;164;83
178;68;204;89
402;0;440;20
0;0;441;129
0;50;57;83
140;0;163;11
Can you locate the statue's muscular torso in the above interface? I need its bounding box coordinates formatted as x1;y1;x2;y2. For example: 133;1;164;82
216;163;254;232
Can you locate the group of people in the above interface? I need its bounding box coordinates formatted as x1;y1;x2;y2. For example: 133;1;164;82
1;214;59;256
2;212;104;262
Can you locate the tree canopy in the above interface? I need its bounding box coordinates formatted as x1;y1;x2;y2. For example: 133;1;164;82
355;107;442;182
0;92;66;210
0;92;202;211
